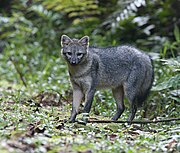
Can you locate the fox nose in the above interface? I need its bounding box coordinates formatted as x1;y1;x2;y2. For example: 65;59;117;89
70;59;77;64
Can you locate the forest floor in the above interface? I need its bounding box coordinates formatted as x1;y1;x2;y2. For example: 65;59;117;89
0;84;179;153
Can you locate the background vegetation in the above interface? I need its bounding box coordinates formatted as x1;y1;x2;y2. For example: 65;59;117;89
0;0;179;152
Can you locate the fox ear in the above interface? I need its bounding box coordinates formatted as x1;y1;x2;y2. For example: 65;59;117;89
78;36;89;47
61;35;72;47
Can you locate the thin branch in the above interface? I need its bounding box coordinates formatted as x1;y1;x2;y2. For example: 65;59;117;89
87;118;180;124
9;56;27;87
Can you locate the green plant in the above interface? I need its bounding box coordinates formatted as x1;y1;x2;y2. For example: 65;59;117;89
160;25;180;58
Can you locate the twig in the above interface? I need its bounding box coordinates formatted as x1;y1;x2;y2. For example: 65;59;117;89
87;118;180;124
9;57;27;87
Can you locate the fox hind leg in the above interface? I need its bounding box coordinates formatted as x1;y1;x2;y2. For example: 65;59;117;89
124;65;145;122
124;83;139;122
112;86;125;121
124;85;138;122
127;100;137;122
124;85;137;122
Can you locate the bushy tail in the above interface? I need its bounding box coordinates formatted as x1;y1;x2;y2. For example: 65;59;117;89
136;59;154;107
136;88;151;107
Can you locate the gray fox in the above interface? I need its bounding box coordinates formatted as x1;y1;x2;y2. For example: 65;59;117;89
61;35;154;122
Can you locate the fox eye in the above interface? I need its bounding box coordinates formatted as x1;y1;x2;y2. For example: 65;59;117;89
77;53;83;57
66;52;72;56
64;43;69;46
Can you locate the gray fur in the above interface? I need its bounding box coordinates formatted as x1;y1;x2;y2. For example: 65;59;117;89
61;35;154;122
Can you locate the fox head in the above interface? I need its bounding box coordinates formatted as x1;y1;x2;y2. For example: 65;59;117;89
61;35;89;65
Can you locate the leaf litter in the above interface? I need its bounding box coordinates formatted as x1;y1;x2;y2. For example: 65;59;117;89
0;88;179;153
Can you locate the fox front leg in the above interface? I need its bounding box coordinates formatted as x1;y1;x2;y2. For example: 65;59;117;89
70;88;83;122
83;89;96;114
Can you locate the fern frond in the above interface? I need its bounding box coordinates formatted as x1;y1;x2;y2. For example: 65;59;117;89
101;0;146;27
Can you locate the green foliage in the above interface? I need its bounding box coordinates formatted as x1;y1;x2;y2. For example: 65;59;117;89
149;57;180;119
0;4;69;94
160;25;180;58
0;96;179;152
0;0;179;152
149;26;180;119
42;0;99;19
